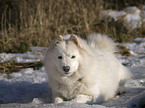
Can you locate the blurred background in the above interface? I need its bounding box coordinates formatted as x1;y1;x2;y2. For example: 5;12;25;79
0;0;145;53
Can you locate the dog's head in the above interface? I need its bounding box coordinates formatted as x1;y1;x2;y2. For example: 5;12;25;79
51;34;81;76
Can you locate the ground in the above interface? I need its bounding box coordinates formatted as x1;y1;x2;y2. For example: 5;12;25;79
0;37;144;108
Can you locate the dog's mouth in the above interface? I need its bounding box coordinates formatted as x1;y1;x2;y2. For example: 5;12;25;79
63;70;76;76
64;72;70;74
64;72;72;76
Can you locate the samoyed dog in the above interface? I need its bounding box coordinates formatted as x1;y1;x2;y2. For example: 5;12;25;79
44;33;132;104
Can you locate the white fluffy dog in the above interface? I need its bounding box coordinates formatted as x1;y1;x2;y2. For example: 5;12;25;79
44;33;132;104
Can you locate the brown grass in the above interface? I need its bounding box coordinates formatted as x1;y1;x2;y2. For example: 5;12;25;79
0;61;43;74
117;45;132;56
104;0;145;10
0;0;145;74
0;0;103;53
0;0;145;53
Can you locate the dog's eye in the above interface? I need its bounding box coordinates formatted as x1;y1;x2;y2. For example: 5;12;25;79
58;56;63;59
71;56;75;59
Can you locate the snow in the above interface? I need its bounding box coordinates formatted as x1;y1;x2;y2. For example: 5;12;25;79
100;6;145;32
127;90;145;108
0;47;46;63
0;38;145;108
0;67;51;104
117;37;145;67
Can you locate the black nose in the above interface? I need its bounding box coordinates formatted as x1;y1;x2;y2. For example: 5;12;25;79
63;66;70;72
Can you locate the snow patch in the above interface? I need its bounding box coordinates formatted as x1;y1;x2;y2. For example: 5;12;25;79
0;67;51;104
0;38;145;107
100;6;144;32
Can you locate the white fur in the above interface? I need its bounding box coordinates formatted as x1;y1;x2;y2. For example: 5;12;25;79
44;33;132;104
87;33;116;53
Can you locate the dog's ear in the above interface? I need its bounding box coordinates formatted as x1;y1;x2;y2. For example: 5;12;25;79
54;35;63;46
70;34;81;48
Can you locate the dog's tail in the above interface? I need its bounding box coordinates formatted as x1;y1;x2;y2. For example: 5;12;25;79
87;33;116;53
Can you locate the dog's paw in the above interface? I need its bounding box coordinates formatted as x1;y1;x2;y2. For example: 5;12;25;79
54;97;64;104
72;95;92;103
116;87;126;96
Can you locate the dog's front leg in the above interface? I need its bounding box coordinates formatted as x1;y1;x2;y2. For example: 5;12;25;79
72;95;92;103
54;97;64;104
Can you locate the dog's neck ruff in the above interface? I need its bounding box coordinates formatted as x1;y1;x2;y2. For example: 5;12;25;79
56;70;83;85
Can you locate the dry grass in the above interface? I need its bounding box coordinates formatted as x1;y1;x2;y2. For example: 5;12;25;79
117;45;132;56
0;0;144;53
104;0;145;10
0;61;43;74
0;0;145;74
0;0;103;53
